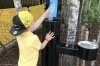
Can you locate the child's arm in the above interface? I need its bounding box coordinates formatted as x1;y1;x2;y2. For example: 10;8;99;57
29;7;52;32
40;31;55;50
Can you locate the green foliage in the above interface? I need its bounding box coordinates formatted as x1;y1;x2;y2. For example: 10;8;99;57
81;0;100;27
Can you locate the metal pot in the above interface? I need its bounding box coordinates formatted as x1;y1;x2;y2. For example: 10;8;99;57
77;41;99;61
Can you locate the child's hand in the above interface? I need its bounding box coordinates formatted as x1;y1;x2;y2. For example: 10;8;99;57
45;31;55;42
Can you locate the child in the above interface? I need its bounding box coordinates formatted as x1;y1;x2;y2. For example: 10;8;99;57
10;11;55;66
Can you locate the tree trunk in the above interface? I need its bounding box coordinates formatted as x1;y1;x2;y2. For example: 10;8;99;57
13;0;22;12
61;0;80;66
66;0;80;46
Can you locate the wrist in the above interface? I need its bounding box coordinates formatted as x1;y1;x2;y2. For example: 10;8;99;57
45;38;49;42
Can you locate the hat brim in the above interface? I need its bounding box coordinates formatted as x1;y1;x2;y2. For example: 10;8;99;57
10;26;25;36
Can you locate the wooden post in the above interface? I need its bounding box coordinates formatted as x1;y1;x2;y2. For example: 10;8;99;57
77;25;85;66
80;25;85;40
81;28;89;66
84;28;89;41
97;30;100;45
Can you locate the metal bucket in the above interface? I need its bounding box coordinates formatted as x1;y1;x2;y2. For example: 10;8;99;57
77;41;99;61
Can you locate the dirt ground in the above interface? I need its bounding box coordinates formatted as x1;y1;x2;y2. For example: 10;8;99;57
0;46;19;66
